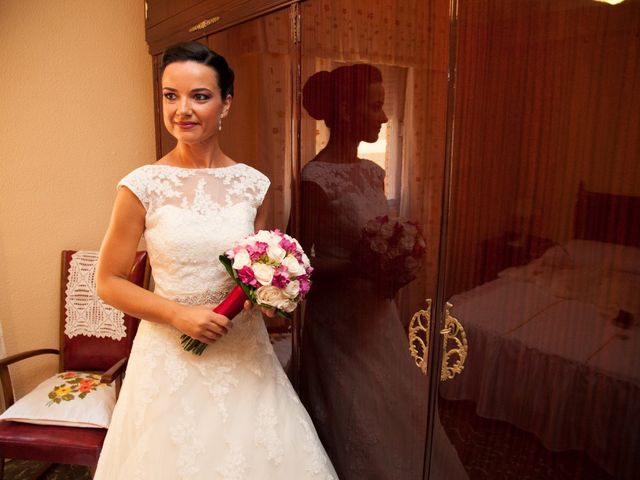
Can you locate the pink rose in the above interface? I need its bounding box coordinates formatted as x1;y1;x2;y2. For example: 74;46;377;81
247;241;268;261
279;236;298;254
298;275;311;297
238;266;259;287
272;273;288;289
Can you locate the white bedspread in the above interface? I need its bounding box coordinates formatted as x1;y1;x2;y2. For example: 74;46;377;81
440;240;640;479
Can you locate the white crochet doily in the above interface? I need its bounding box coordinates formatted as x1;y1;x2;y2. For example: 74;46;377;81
64;251;126;340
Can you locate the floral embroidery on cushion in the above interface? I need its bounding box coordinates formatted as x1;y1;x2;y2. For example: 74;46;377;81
47;372;107;406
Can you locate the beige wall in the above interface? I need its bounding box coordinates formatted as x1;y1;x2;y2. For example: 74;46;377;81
0;1;155;399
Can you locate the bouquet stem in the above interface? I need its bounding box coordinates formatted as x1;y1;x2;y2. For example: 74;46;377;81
181;285;249;356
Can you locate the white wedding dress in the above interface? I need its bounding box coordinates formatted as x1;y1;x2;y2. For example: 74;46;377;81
299;159;467;480
94;164;337;480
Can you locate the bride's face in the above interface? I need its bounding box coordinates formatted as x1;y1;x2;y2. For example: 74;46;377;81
347;82;387;144
161;60;231;144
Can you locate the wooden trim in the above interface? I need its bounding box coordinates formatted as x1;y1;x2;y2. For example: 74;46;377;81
0;349;59;408
58;251;71;373
288;2;303;390
100;357;128;384
146;0;300;55
152;55;163;160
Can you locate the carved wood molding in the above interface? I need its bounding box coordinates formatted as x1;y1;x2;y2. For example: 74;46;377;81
145;0;300;55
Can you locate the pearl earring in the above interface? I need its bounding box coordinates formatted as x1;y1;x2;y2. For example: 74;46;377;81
218;117;222;131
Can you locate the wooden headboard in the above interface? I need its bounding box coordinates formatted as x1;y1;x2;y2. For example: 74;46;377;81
574;182;640;247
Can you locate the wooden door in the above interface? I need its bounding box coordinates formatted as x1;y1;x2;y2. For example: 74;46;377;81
430;0;640;478
296;1;454;478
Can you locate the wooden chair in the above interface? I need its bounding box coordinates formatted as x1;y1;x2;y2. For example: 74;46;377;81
0;250;150;478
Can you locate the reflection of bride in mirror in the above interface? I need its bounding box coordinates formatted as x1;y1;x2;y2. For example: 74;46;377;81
299;64;467;479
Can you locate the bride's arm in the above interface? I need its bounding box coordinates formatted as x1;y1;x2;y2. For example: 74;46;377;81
301;181;352;279
96;187;231;343
254;202;268;232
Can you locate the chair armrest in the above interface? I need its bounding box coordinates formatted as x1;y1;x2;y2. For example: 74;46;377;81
0;348;60;409
100;357;128;385
0;348;59;368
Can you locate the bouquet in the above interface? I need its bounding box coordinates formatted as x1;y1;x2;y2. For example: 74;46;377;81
181;229;313;355
353;215;426;298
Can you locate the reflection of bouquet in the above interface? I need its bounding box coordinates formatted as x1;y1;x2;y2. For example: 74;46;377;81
353;215;426;297
181;230;313;355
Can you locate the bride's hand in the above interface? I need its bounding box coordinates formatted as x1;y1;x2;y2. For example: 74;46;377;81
172;304;232;344
243;300;276;318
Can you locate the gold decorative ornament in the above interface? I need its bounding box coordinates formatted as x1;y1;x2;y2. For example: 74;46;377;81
408;299;431;375
440;302;468;381
188;16;221;33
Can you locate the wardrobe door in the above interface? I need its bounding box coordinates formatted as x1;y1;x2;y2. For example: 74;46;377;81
296;1;451;479
149;6;299;354
205;8;296;233
201;7;299;350
151;6;296;232
430;0;640;478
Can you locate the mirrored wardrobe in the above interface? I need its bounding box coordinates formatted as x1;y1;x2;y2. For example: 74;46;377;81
145;0;640;478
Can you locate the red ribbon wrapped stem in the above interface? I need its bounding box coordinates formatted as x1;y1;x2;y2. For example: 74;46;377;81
213;285;249;319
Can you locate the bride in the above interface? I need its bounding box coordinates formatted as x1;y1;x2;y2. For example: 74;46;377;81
94;42;336;479
299;64;468;480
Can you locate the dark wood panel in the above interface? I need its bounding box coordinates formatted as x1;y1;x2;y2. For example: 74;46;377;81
145;0;297;54
574;182;640;247
145;0;209;29
151;53;178;159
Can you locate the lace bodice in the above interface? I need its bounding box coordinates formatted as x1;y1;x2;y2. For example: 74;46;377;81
119;164;270;301
301;159;389;259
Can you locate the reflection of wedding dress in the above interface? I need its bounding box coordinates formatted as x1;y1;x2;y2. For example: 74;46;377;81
95;164;336;480
300;159;467;480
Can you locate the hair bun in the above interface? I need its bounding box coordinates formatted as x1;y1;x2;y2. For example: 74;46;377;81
302;71;332;120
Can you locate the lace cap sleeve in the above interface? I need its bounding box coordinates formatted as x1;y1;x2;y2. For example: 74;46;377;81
117;166;151;211
245;166;270;208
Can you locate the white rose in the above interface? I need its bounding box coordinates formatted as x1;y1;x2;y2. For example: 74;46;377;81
370;238;388;254
274;298;297;313
267;244;286;263
253;263;275;286
364;221;381;234
380;222;395;239
398;233;415;252
282;255;306;276
386;246;402;259
403;223;418;236
232;249;251;270
255;285;286;307
284;280;300;299
405;256;419;272
300;252;311;269
254;230;273;243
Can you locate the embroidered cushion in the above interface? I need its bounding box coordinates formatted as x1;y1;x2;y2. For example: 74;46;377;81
0;371;116;428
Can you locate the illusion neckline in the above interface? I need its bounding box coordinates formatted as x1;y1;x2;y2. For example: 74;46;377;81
150;163;245;171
